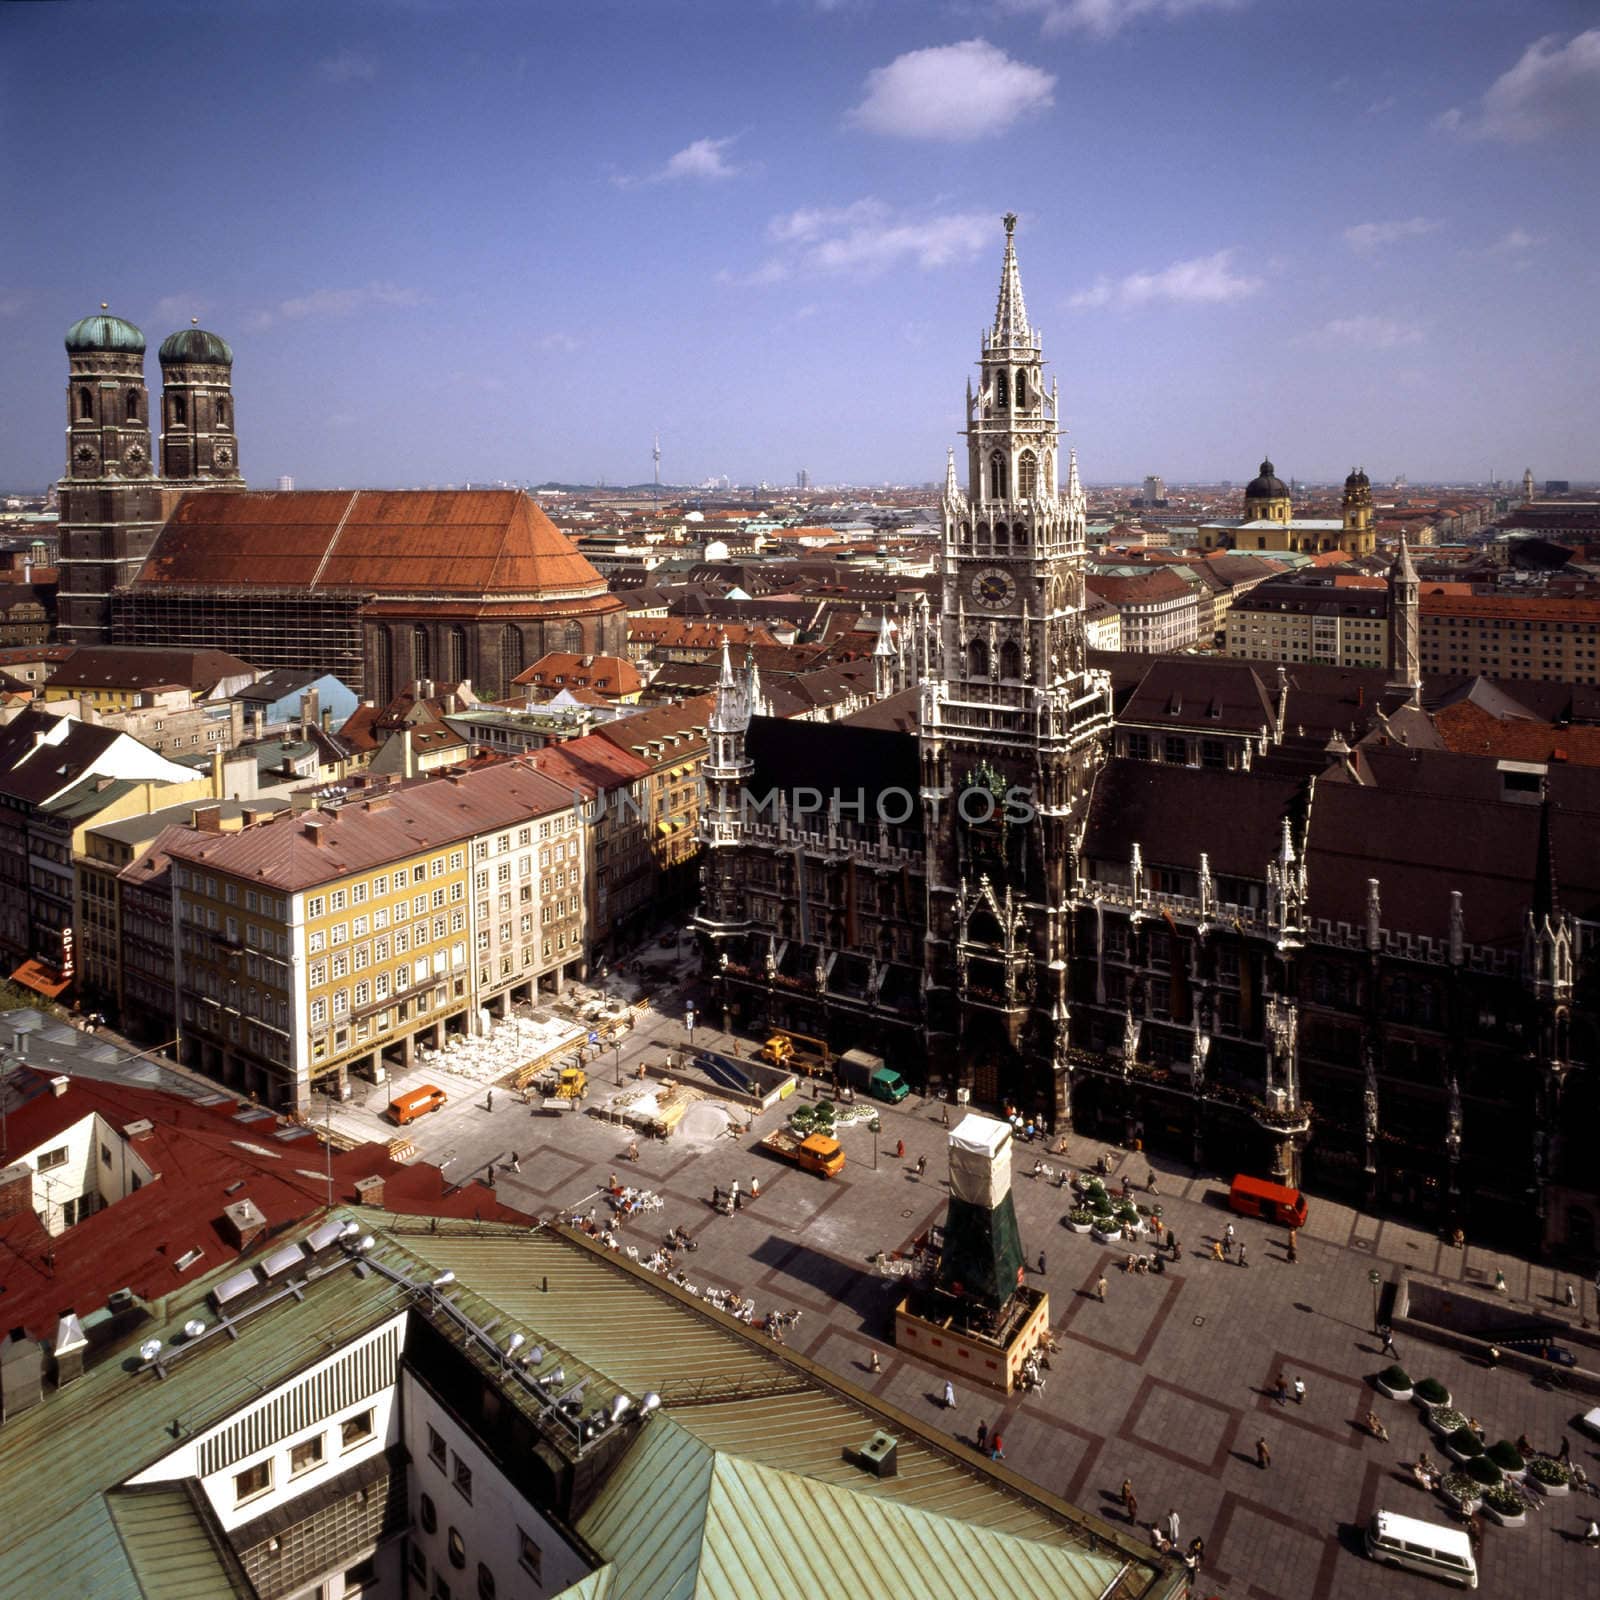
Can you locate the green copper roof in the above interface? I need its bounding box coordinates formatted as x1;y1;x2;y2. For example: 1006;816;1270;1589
158;327;233;367
65;313;146;355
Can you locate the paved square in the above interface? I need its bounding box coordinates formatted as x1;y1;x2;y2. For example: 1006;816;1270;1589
1125;1379;1234;1472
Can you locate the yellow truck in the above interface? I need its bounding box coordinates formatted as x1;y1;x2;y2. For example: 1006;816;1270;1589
758;1128;845;1178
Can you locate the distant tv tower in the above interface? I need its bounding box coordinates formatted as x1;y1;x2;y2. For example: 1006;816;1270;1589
653;432;661;512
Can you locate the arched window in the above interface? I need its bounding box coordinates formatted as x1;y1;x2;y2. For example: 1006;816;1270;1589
561;621;583;652
412;626;432;682
1017;451;1038;498
995;371;1007;409
446;625;468;682
967;637;989;678
999;639;1022;679
500;625;524;685
374;629;395;704
217;398;230;429
171;392;187;426
77;387;92;421
125;389;140;422
989;452;1007;501
975;522;989;545
993;522;1009;548
1015;370;1027;409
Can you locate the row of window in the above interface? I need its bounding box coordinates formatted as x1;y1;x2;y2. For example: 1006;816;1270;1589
232;1407;374;1506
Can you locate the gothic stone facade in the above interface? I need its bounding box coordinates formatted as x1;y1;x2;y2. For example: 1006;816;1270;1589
695;219;1599;1256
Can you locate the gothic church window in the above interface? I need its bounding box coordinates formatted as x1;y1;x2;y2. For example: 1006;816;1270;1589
1000;640;1022;679
968;637;989;677
989;452;1007;500
125;390;140;422
561;622;582;652
77;387;92;421
217;398;230;429
172;392;188;425
994;522;1009;548
500;625;524;684
1017;451;1038;497
995;372;1007;408
1015;370;1027;409
413;626;432;681
447;626;468;682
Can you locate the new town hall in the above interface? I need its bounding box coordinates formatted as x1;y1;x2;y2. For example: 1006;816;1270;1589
697;218;1600;1256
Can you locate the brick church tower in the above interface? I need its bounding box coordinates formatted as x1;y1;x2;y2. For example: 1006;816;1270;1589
158;320;244;484
920;215;1114;1119
55;309;168;644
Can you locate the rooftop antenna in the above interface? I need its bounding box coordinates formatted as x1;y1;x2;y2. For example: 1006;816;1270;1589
653;431;661;515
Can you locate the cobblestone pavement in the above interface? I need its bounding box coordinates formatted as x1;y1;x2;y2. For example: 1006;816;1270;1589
359;1018;1600;1600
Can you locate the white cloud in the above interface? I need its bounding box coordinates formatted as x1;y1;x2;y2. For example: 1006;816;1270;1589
1437;29;1600;142
1300;315;1424;350
275;283;422;321
1365;96;1396;116
537;333;582;353
1342;216;1440;254
316;49;377;84
1068;249;1261;309
613;135;747;188
845;40;1054;141
1486;226;1539;255
722;201;993;286
152;294;211;327
0;292;30;318
1004;0;1247;40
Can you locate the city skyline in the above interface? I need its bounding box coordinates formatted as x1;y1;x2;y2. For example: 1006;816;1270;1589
2;0;1596;490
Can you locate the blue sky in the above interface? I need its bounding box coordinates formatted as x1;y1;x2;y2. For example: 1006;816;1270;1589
2;0;1596;489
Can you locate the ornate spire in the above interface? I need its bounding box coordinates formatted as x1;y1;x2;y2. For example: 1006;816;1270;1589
717;633;736;690
1393;531;1418;583
944;446;960;502
991;212;1032;349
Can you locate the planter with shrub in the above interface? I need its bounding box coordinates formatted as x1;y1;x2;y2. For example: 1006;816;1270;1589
1526;1456;1570;1496
1445;1425;1485;1464
1064;1209;1095;1234
1464;1454;1502;1487
1413;1378;1452;1409
1427;1405;1468;1437
1375;1365;1412;1401
1485;1440;1525;1478
1482;1481;1526;1527
1439;1472;1481;1513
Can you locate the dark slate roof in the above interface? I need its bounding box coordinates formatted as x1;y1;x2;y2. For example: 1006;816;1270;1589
841;686;920;733
0;709;124;805
1080;758;1306;879
1121;657;1277;733
745;714;922;829
236;667;331;704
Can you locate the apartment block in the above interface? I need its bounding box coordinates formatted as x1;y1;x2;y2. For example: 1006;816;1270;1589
1224;576;1390;667
1419;592;1600;684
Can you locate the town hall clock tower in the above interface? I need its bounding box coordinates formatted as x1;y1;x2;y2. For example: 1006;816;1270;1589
920;215;1113;1121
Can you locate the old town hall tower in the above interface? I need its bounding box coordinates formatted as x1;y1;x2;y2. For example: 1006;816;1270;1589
920;214;1113;1116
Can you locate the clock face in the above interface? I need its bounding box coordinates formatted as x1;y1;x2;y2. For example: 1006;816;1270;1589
970;566;1016;609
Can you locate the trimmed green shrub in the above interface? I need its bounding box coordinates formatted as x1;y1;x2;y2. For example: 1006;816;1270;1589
1465;1455;1502;1486
1414;1377;1451;1406
1114;1202;1141;1224
1378;1365;1411;1390
1483;1482;1524;1516
1447;1425;1484;1458
1486;1440;1525;1474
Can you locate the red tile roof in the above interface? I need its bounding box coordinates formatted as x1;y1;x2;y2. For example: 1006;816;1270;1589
512;653;642;695
1433;700;1600;766
0;1067;527;1341
132;490;609;598
522;736;651;796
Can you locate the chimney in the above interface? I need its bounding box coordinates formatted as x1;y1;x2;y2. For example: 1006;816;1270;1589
210;746;225;797
302;815;327;846
0;1163;31;1221
302;687;320;732
251;708;264;741
192;803;224;833
228;698;244;749
0;1329;45;1423
50;1075;69;1098
49;1313;88;1389
321;707;332;732
401;728;417;781
220;1197;268;1252
353;1173;385;1210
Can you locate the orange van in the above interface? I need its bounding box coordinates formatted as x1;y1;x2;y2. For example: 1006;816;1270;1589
387;1084;448;1125
1228;1173;1307;1227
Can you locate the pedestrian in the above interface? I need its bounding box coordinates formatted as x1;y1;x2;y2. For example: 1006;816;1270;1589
977;1419;988;1452
1584;1518;1600;1547
1256;1436;1271;1469
1038;1250;1047;1275
1147;1169;1158;1193
916;1154;928;1177
711;1184;722;1208
730;1179;739;1199
1560;1436;1572;1462
1121;1479;1137;1520
869;1349;881;1374
1170;1235;1181;1260
1275;1370;1289;1406
1224;1222;1235;1250
1287;1230;1299;1265
1095;1275;1108;1302
990;1431;1005;1461
1210;1239;1224;1262
941;1103;950;1127
1494;1269;1507;1294
1166;1508;1180;1546
750;1175;760;1199
1293;1376;1306;1406
896;1139;905;1160
609;1171;619;1192
1380;1325;1399;1358
487;1088;495;1111
734;1190;743;1211
1237;1242;1248;1268
1566;1282;1578;1308
943;1379;956;1410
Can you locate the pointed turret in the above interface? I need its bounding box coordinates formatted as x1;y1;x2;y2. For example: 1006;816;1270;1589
1387;534;1421;706
873;609;897;699
990;212;1032;350
944;446;961;504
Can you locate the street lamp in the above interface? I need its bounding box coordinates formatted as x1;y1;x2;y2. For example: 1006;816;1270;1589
614;1035;622;1085
1368;1267;1382;1334
870;1115;880;1171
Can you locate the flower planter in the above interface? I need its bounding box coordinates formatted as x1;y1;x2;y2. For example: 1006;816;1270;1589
1091;1227;1121;1245
1064;1217;1094;1234
1427;1406;1468;1437
1483;1501;1525;1528
1439;1474;1481;1514
1531;1474;1568;1497
1527;1458;1571;1496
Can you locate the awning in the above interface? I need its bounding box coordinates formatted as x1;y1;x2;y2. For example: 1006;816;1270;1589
10;959;72;999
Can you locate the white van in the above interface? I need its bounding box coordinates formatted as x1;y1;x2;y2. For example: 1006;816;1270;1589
1364;1509;1478;1589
